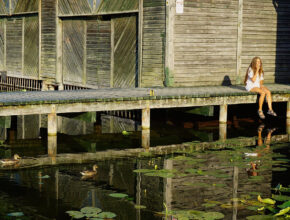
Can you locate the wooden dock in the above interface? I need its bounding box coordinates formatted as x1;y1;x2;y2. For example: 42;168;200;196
0;84;289;144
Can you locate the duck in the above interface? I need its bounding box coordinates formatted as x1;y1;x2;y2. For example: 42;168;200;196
80;164;98;177
0;154;21;166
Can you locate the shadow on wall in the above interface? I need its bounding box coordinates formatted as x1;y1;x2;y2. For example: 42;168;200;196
273;0;290;84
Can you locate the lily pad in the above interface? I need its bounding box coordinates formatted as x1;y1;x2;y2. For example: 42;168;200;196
80;207;102;214
7;212;24;217
278;201;290;209
246;215;274;220
272;194;290;202
248;176;264;182
202;203;217;208
66;211;85;219
272;167;287;172
202;212;225;219
109;193;128;198
97;211;117;219
134;205;146;209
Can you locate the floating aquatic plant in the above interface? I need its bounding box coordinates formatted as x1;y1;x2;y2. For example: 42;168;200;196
7;212;24;217
66;207;116;219
109;193;128;198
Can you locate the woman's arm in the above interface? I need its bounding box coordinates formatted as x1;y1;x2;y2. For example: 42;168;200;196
250;70;259;82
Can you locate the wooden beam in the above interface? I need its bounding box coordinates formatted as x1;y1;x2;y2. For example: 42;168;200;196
141;129;150;149
56;0;63;89
138;0;143;88
58;10;139;17
38;0;42;79
165;0;175;86
236;0;243;84
110;19;114;88
83;20;87;86
22;17;25;75
3;18;6;70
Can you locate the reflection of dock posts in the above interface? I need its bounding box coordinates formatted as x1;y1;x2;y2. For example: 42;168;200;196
136;160;141;220
287;102;290;140
141;108;150;148
232;166;239;220
48;111;57;158
164;159;173;212
219;104;227;140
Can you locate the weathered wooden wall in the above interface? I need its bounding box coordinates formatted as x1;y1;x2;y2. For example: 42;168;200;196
171;0;239;86
164;0;290;86
41;0;57;79
141;0;165;87
86;19;111;88
0;20;4;70
241;0;290;84
58;0;138;16
113;15;137;88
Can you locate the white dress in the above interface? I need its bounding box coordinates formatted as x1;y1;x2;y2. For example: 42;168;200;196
245;68;264;92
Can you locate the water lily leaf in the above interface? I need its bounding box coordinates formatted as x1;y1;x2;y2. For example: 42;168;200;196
202;203;217;208
80;207;102;214
145;172;175;178
97;211;117;218
134;205;146;209
185;168;198;174
7;212;24;217
202;212;225;219
183;182;211;188
39;175;50;179
246;206;259;211
258;195;276;205
212;183;226;187
66;211;85;219
246;215;275;220
272;167;287;172
278;201;290;209
272;194;290;202
133;169;154;173
90;218;103;220
275;207;290;216
249;176;264;182
172;155;192;161
109;193;128;198
122;131;132;136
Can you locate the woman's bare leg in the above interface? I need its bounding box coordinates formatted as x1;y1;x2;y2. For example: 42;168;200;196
250;87;266;111
261;86;273;111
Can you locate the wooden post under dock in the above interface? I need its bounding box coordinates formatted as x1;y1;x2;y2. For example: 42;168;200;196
219;123;227;141
142;108;150;130
48;113;57;136
141;129;150;149
48;135;57;158
219;104;228;124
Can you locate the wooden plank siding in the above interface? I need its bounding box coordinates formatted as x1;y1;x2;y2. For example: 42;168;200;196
6;18;22;76
58;0;92;15
86;19;111;88
13;0;38;13
172;0;239;86
24;16;39;78
96;0;138;13
113;15;137;88
0;0;8;14
141;0;165;87
41;0;57;79
0;20;4;70
63;19;85;85
241;0;290;84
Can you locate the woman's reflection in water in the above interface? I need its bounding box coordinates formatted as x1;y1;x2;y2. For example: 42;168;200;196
246;124;276;176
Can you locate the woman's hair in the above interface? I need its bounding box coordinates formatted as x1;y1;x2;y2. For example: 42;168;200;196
244;57;264;85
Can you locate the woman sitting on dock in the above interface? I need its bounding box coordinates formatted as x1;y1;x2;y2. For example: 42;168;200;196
244;57;277;119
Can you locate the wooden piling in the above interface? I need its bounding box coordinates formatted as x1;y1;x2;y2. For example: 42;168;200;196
141;129;150;149
219;123;227;141
219;104;228;124
48;112;57;136
142;107;150;130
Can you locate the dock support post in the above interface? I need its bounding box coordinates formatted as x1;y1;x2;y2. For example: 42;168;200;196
142;108;150;148
219;104;227;140
219;104;228;124
48;136;57;158
48;113;57;136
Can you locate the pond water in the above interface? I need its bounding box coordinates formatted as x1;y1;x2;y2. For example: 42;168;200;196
0;103;289;220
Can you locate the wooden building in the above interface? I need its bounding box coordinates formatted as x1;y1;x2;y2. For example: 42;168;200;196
0;0;289;90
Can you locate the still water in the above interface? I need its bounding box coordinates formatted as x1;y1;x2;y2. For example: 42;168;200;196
0;103;289;220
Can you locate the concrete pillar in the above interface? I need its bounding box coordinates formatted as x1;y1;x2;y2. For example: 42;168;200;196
141;129;150;149
48;113;57;136
142;108;150;130
219;104;228;124
219;123;227;141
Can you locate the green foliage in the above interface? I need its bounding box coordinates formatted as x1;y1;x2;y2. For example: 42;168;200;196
109;193;128;198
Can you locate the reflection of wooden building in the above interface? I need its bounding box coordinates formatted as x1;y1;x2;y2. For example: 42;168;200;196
0;0;289;90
